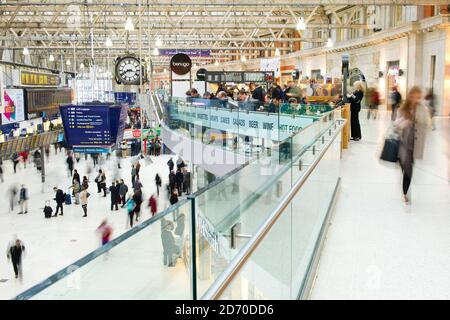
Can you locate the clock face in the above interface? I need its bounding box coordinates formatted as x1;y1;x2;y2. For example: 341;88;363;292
115;56;143;85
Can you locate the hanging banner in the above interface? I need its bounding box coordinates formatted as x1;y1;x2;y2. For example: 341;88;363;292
158;49;211;57
2;89;26;124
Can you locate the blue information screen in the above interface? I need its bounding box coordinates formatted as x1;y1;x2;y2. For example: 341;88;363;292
61;105;111;146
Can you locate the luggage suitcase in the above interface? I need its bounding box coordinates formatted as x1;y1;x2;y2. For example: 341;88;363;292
43;201;53;218
65;192;72;205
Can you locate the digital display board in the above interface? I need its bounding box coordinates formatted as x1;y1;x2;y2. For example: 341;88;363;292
21;71;60;87
205;71;274;84
60;104;127;150
61;105;111;146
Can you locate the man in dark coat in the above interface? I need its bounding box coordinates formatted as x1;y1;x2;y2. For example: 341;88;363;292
109;182;120;211
53;187;65;216
7;238;25;279
175;169;184;196
167;158;174;171
168;171;176;194
119;179;128;208
66;155;74;176
72;169;81;184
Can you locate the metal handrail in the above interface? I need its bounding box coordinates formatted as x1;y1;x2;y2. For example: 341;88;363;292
201;119;346;300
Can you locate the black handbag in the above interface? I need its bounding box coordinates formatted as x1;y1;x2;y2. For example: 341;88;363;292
380;138;400;162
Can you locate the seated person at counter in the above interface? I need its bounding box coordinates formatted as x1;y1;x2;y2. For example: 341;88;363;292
216;91;233;108
268;97;281;113
238;89;258;111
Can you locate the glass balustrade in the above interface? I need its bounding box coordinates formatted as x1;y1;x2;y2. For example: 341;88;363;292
14;95;345;300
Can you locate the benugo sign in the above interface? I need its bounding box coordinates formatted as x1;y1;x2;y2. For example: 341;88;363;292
170;53;192;75
173;104;314;141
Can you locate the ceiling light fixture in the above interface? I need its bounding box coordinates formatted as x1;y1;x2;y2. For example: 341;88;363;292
274;48;280;56
80;63;85;69
155;38;163;47
49;54;55;61
296;17;306;31
214;60;219;66
241;56;247;62
66;59;71;66
23;47;30;55
105;37;113;47
326;37;333;48
124;17;134;31
153;48;159;55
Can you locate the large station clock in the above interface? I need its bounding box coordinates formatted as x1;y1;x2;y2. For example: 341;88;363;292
114;55;146;85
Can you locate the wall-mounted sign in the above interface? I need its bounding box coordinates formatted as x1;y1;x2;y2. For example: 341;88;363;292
2;89;25;124
196;68;207;81
12;70;60;87
158;49;210;57
170;53;192;76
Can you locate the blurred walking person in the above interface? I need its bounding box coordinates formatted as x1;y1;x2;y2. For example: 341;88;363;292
155;173;162;196
18;184;28;214
425;89;437;130
6;237;25;280
0;159;4;183
80;188;89;217
368;87;380;120
149;194;158;217
97;220;113;246
395;86;431;203
390;86;402;121
9;185;18;212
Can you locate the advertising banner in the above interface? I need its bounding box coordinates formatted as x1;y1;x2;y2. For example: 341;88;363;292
173;104;314;141
2;89;26;124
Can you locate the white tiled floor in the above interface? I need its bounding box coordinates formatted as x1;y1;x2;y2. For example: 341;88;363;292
311;112;450;300
0;151;177;299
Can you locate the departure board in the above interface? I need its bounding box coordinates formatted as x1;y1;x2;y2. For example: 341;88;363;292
205;71;274;83
61;105;111;146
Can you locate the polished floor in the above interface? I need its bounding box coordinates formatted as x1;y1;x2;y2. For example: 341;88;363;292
0;151;177;299
311;112;450;299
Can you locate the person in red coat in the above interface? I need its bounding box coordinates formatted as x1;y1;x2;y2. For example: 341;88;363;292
149;194;157;217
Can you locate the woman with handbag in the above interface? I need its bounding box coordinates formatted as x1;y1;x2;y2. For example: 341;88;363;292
394;86;431;203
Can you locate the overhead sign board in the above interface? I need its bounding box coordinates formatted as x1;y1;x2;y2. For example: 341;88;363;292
60;104;127;150
205;71;274;84
158;49;211;57
13;70;60;87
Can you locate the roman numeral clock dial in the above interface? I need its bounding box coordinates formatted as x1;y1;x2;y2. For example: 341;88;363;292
114;55;145;85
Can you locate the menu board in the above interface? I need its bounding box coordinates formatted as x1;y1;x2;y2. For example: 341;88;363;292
205;71;274;83
61;105;111;146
